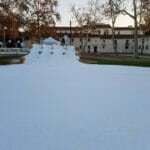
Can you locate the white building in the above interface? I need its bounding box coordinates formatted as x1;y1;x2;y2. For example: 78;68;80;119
70;35;150;54
55;24;150;54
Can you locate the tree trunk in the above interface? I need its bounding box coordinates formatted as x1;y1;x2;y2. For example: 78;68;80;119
133;0;138;58
80;27;84;53
141;37;144;55
112;21;117;54
86;32;89;53
84;27;90;53
70;21;72;46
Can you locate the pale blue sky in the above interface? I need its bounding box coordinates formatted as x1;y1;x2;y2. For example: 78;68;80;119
56;0;133;27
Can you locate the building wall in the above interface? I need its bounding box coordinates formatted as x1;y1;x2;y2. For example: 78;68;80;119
55;26;143;36
70;36;150;54
138;37;150;54
56;25;149;54
114;29;143;35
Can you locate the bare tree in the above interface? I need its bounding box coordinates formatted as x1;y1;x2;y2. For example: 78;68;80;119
110;0;141;57
137;0;150;55
139;0;150;33
124;0;150;56
71;0;103;52
84;0;103;52
0;0;60;41
26;0;60;42
0;0;21;39
71;5;85;52
102;0;123;54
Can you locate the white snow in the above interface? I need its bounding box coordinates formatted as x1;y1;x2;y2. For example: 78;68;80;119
42;37;60;45
0;44;150;150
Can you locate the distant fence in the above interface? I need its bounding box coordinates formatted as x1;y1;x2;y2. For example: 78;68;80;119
0;48;29;53
0;48;30;59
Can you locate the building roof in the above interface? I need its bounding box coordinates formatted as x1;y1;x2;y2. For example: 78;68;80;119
43;25;143;32
83;24;111;28
66;33;144;39
53;24;111;30
115;27;143;31
96;24;111;28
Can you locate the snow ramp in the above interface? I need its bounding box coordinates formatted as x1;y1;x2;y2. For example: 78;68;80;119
25;44;79;66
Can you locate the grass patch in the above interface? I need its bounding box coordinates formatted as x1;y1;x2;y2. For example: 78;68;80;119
80;54;150;67
0;58;25;65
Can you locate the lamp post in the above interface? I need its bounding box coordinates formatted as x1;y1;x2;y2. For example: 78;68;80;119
18;27;25;42
70;20;72;46
18;27;25;48
3;26;7;48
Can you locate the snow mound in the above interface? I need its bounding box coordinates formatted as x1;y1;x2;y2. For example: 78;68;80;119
25;44;79;65
42;37;60;45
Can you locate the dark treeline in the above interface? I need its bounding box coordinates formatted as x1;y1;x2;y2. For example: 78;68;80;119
0;0;60;41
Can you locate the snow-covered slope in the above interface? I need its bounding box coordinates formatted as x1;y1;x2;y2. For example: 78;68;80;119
25;44;78;65
0;44;150;150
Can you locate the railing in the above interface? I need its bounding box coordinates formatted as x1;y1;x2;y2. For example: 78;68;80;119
0;48;30;58
0;48;29;53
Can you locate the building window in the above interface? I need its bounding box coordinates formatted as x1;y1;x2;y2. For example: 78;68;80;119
80;38;82;42
142;38;145;43
103;40;105;43
88;45;90;53
104;30;109;35
125;45;129;49
114;40;118;49
147;38;149;42
72;38;74;42
139;46;141;49
146;45;149;50
94;46;97;53
88;38;91;42
99;31;101;35
118;31;120;35
125;40;129;49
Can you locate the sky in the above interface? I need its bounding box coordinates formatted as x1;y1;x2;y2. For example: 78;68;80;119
56;0;134;27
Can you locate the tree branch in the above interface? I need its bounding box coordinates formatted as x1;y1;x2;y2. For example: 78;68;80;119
121;9;135;19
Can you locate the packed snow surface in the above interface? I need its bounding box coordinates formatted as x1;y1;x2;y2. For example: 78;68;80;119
42;37;60;45
0;44;150;150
